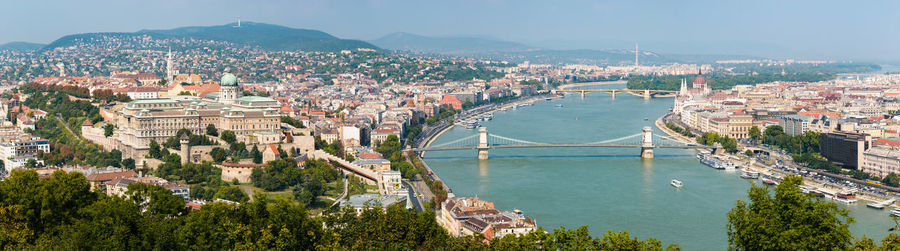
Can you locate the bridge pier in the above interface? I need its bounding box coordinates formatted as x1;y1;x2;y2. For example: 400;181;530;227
580;90;585;100
477;127;489;160
640;126;654;159
643;89;650;99
611;90;616;99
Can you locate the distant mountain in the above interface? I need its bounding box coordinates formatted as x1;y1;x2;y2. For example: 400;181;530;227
0;42;46;51
370;32;533;54
43;22;378;52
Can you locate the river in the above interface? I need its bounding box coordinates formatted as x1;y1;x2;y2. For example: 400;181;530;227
423;83;895;250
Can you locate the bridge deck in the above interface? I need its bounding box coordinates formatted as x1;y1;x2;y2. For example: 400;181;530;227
408;143;712;152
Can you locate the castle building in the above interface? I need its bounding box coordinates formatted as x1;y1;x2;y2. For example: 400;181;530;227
115;73;281;167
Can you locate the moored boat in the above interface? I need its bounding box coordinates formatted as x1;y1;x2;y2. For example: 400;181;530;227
740;169;760;179
891;208;900;217
761;177;778;186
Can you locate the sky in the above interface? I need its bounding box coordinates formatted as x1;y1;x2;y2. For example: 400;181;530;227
2;0;899;61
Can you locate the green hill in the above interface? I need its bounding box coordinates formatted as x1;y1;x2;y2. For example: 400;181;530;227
42;22;378;52
0;41;46;51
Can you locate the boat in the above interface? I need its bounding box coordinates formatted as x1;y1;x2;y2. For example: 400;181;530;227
555;104;564;108
644;117;649;121
465;121;478;129
761;177;778;186
671;179;683;188
891;208;900;217
740;169;760;179
834;191;858;204
868;199;895;210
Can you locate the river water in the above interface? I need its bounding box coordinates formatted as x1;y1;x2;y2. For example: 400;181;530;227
424;84;895;249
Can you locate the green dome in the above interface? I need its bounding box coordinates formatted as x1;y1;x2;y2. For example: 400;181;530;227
220;73;238;86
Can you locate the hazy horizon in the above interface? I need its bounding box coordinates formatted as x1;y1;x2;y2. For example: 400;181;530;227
3;0;899;61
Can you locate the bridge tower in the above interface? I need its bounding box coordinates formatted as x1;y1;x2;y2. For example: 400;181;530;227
580;90;586;99
477;127;489;160
640;126;654;159
643;89;650;99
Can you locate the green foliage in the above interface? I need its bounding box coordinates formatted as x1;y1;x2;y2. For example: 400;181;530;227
125;183;187;217
0;169;692;250
727;175;853;250
426;107;458;125
314;136;345;159
696;132;738;153
884;173;900;187
290;159;342;206
209;147;227;163
220;130;237;145
103;124;115;137
29;117;122;167
280;116;305;128
149;140;161;159
251;159;304;191
626;63;879;91
205;124;218;136
122;158;135;169
154;158;221;184
762;126;820;155
212;186;249;203
251;145;262;164
665;123;694;137
748;126;761;142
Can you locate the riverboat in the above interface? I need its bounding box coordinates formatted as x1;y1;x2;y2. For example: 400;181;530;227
835;191;858;204
868;199;895;210
671;179;683;188
740;169;760;179
465;121;478;129
761;177;778;186
891;208;900;217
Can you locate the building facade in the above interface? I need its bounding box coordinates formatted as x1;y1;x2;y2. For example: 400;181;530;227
820;131;871;169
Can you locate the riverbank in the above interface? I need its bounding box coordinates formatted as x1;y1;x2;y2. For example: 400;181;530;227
654;112;896;206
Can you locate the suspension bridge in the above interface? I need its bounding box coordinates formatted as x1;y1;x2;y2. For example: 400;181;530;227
553;89;679;99
407;126;715;159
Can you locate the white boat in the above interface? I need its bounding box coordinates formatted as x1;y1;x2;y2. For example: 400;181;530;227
670;179;683;188
891;208;900;217
740;169;760;179
761;177;778;186
868;199;895;210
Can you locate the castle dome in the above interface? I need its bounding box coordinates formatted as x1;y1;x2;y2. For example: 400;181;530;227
221;73;238;86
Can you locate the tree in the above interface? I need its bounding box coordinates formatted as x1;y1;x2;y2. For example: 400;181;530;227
744;150;754;156
149;140;161;159
103;124;115;137
122;158;135;169
220;130;236;144
748;126;761;142
210;147;227;163
727;175;853;250
206;124;218;136
884;173;900;187
251;145;262;164
213;186;248;203
125;183;187;217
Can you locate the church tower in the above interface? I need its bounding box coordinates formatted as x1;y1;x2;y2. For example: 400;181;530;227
220;73;241;105
679;78;689;97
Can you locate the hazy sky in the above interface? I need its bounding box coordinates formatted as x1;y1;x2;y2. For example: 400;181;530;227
2;0;899;60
